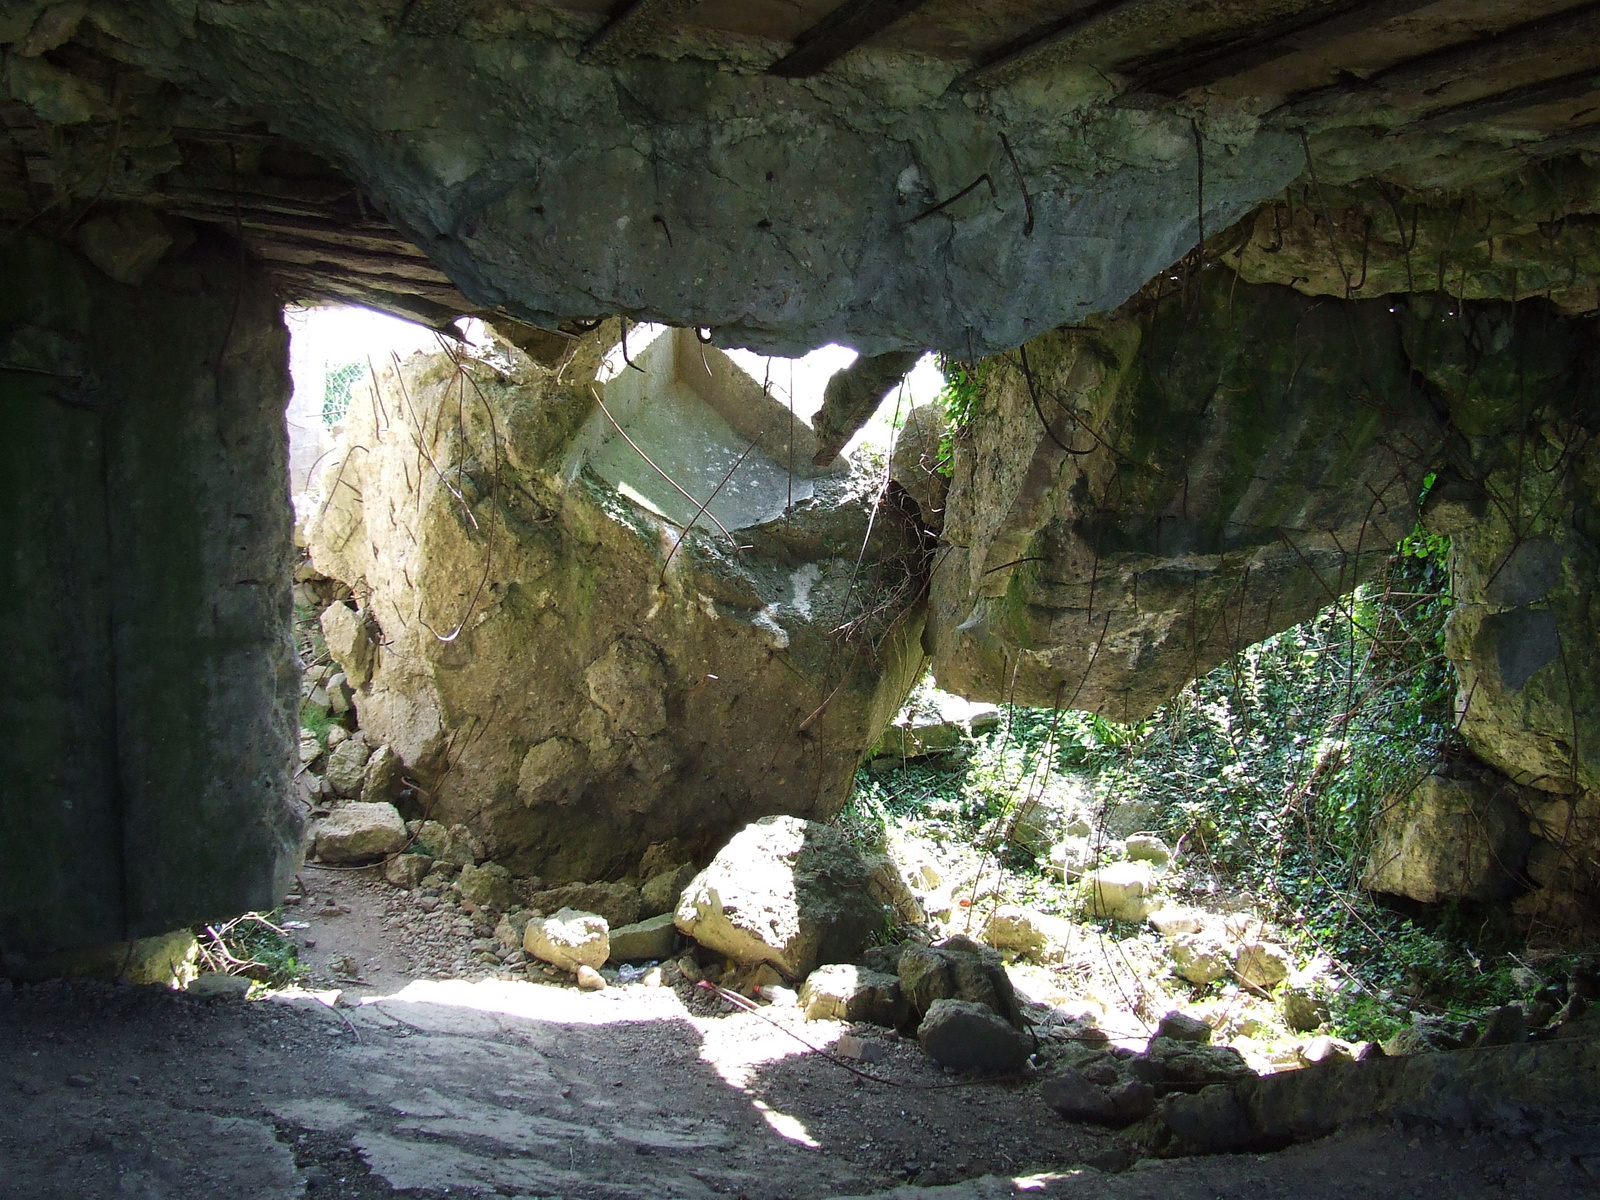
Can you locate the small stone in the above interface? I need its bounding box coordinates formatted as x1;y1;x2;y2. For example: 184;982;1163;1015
834;1034;885;1063
575;965;606;991
1155;1011;1212;1043
641;966;665;987
916;998;1030;1075
1234;941;1293;989
384;853;433;890
416;895;440;914
188;973;252;1000
762;985;798;1007
65;1074;93;1089
325;725;350;749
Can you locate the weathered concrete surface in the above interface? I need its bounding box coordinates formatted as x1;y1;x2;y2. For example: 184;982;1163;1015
68;0;1305;356
1412;297;1600;935
1361;770;1532;905
928;269;1442;716
1234;163;1600;316
0;231;301;960
304;327;924;882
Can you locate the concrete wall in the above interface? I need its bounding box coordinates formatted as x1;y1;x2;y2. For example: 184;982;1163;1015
0;231;302;963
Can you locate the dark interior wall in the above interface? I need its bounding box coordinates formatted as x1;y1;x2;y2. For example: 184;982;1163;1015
0;231;302;962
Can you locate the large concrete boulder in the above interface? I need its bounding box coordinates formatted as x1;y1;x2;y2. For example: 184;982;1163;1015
304;330;924;885
1362;772;1530;903
314;802;408;865
674;816;883;980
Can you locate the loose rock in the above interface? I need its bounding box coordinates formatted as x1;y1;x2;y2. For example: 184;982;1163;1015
1155;1011;1212;1043
916;998;1031;1075
639;864;698;918
360;744;402;805
383;853;433;890
524;908;610;972
798;964;905;1026
457;862;515;911
531;881;641;929
674;816;881;979
1083;861;1159;922
981;905;1073;960
575;964;607;990
607;913;678;963
898;936;1023;1029
1169;933;1231;985
1234;941;1293;989
314;801;407;864
324;735;372;799
1123;834;1172;869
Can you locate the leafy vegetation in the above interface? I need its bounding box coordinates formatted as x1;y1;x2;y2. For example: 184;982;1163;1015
841;528;1582;1043
194;912;307;990
322;360;365;426
932;356;985;477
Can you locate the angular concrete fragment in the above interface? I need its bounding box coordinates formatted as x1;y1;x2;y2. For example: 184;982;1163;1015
1083;861;1158;922
897;935;1022;1028
607;913;678;963
798;964;905;1027
524;908;609;972
916;999;1031;1075
675;817;881;980
315;803;408;865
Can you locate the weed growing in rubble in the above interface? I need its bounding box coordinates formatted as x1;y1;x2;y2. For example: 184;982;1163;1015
195;912;307;989
840;531;1576;1041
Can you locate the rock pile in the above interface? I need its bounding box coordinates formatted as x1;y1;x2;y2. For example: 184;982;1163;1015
1041;1011;1256;1126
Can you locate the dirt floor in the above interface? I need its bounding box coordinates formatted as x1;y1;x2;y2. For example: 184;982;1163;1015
2;867;1594;1199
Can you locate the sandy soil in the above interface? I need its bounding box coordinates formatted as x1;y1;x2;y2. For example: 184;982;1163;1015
1;867;1592;1199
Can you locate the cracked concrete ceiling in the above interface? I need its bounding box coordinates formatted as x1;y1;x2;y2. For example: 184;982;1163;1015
2;1;1596;352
